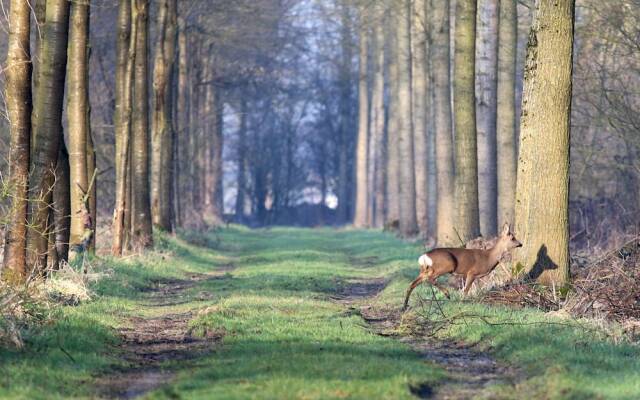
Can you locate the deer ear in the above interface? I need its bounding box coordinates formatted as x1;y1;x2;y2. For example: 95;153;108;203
501;223;510;236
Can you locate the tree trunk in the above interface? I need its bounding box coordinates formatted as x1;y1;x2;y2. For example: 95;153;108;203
412;0;429;236
396;0;418;237
514;0;574;286
53;140;70;265
151;0;177;231
131;0;153;248
26;0;70;272
385;6;400;226
2;0;32;282
496;0;517;228
353;7;369;228
431;0;456;245
337;0;353;224
112;0;135;256
453;0;480;242
369;13;386;229
235;97;248;220
67;0;90;260
476;0;498;237
176;15;189;226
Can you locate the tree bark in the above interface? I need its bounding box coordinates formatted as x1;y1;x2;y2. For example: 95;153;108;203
176;15;189;226
353;7;369;228
112;0;135;256
431;0;456;245
52;140;70;265
496;0;517;228
514;0;574;286
396;0;418;237
412;0;429;236
2;0;32;282
385;6;400;225
151;0;177;231
337;0;353;223
131;0;153;248
67;0;91;260
369;10;386;228
453;0;481;242
476;0;499;237
26;0;70;272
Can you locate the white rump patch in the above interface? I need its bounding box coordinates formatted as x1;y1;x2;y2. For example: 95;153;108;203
418;254;433;268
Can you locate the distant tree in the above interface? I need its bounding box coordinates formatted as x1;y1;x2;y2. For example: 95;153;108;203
353;6;369;228
496;0;518;229
453;0;481;242
396;0;418;237
431;0;456;245
369;6;386;228
2;0;33;281
385;5;400;226
476;0;499;236
412;0;429;237
514;0;575;286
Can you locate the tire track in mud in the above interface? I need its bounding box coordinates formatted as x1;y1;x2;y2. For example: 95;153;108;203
334;275;518;400
98;265;235;399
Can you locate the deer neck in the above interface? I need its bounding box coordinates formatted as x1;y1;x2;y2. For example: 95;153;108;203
486;244;504;266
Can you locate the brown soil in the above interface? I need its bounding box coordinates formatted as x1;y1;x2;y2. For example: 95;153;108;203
97;266;234;399
334;276;518;400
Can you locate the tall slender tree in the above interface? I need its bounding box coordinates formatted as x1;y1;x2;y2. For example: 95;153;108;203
396;0;418;236
370;9;386;228
151;0;178;231
386;5;401;225
353;7;370;228
131;0;153;248
514;0;575;286
431;0;456;245
337;0;353;223
412;0;429;236
496;0;518;228
26;0;70;271
453;0;481;242
112;0;136;256
2;0;32;281
235;97;248;220
476;0;499;236
67;0;92;260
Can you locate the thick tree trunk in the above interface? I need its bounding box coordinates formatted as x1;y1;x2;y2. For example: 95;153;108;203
431;0;456;245
412;0;429;236
453;0;481;242
396;0;418;237
369;11;386;228
67;0;91;260
514;0;574;286
2;0;32;281
353;8;369;228
131;0;153;248
26;0;70;272
151;0;177;231
496;0;517;228
112;0;135;256
476;0;498;237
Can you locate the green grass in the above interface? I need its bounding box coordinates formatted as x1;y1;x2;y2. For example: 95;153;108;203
1;226;639;399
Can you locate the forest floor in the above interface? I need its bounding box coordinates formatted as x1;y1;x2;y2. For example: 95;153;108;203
1;227;640;399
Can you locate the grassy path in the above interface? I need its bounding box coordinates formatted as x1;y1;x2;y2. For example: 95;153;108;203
2;227;640;399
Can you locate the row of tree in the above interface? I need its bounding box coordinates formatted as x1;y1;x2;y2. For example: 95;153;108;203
351;0;574;284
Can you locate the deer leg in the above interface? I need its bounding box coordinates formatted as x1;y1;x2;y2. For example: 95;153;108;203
428;275;450;299
403;274;426;310
462;274;476;297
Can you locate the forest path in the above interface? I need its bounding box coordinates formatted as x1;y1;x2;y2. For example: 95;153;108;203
334;279;518;399
98;266;234;399
96;228;518;399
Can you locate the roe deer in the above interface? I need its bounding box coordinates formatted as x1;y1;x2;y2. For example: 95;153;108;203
403;223;522;310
